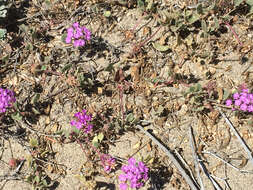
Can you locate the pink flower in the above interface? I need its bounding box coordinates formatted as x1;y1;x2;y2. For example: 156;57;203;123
249;94;253;103
234;99;241;106
242;88;249;93
118;157;149;189
65;37;72;43
65;22;91;47
233;93;240;99
100;154;115;173
70;109;93;133
73;22;79;28
119;174;127;181
248;105;253;112
240;104;248;111
119;183;128;190
0;88;16;113
225;99;232;106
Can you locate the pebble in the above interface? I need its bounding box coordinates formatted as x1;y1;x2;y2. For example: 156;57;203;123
178;104;188;116
135;95;148;107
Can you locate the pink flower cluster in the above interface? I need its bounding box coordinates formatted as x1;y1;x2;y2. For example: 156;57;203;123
65;22;91;47
100;154;116;173
226;88;253;112
0;88;16;113
70;109;93;133
119;157;149;190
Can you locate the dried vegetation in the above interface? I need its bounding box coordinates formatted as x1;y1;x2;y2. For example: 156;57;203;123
1;0;253;189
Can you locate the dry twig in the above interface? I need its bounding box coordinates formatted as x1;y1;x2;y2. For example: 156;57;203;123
188;126;204;190
202;151;253;174
189;126;223;190
136;125;200;190
217;107;253;166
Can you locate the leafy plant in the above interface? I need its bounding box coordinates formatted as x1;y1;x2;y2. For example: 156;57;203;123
184;83;209;112
235;0;253;15
0;0;8;40
0;0;7;18
26;156;50;190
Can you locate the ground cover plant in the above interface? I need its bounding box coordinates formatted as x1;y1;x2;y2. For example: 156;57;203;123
1;0;253;189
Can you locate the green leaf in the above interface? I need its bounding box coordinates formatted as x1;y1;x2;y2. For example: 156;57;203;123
104;10;111;17
246;0;253;14
19;24;29;33
214;16;219;30
63;129;71;138
195;83;202;92
61;63;72;72
193;106;205;111
42;179;48;186
196;3;203;14
1;54;9;62
92;139;99;148
11;112;23;121
32;107;41;115
92;135;98;143
201;20;208;33
189;86;195;92
72;127;80;134
41;65;47;70
97;133;104;142
137;0;145;9
29;138;38;148
234;0;244;6
34;175;40;184
0;5;7;18
25;43;34;51
188;12;200;24
61;33;67;43
146;0;153;11
0;28;6;39
223;90;230;101
31;93;40;104
152;42;170;52
126;113;135;123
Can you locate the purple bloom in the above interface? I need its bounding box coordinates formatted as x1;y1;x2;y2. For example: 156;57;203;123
70;109;93;133
226;88;253;113
118;157;149;189
73;22;79;28
243;97;250;105
225;99;232;106
233;93;240;100
240;104;248;111
65;37;72;43
100;154;115;173
242;88;249;93
240;92;248;99
67;27;74;35
234;99;241;106
0;88;16;113
65;22;91;47
248;105;253;112
249;94;253;103
119;183;128;190
119;174;127;181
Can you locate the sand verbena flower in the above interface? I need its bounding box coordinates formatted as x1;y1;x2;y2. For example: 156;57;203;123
65;22;91;47
0;88;16;113
70;109;93;133
118;157;149;190
225;88;253;112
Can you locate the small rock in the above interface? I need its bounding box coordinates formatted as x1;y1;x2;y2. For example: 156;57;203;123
152;96;158;101
209;67;216;75
178;104;188;116
135;95;148;107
